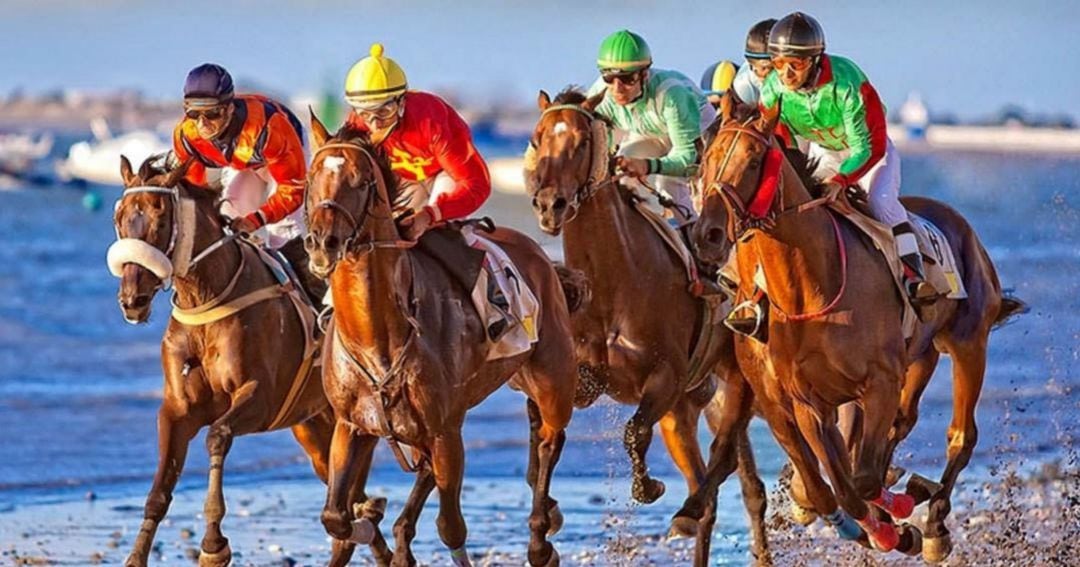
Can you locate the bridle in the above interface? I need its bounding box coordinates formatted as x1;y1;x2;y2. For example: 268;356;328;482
702;121;836;242
306;140;416;258
112;185;238;290
534;103;615;225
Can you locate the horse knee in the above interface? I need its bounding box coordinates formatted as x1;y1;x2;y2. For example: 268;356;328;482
393;515;417;542
321;507;352;540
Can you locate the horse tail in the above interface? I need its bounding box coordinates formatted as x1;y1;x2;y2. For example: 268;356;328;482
993;290;1029;330
554;263;591;314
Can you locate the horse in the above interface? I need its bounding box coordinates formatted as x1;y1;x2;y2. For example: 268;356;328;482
526;88;769;563
109;156;390;567
681;97;1027;560
303;111;580;567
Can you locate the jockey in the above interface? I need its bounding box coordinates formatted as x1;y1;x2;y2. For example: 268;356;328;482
586;29;716;228
342;44;509;338
760;12;935;301
700;59;738;108
342;43;491;241
172;63;307;250
730;18;777;108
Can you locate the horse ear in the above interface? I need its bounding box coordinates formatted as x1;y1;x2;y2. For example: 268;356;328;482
119;155;137;187
583;90;605;112
162;157;194;187
719;92;734;125
537;90;552;111
758;101;780;135
309;106;330;149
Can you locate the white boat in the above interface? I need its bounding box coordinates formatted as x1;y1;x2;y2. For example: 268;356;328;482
55;117;170;186
0;131;53;176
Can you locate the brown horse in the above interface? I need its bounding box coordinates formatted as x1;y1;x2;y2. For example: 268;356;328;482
526;89;769;562
303;112;578;567
682;99;1026;560
110;156;390;567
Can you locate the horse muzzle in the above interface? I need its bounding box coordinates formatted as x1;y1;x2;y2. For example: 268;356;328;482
692;220;733;265
531;190;570;236
118;265;159;324
304;233;341;279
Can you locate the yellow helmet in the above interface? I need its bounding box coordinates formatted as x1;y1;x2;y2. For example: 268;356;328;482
344;43;408;107
702;59;738;96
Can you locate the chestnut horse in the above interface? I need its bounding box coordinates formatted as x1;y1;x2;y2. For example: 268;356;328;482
527;89;768;562
110;156;389;567
682;99;1026;560
303;113;578;567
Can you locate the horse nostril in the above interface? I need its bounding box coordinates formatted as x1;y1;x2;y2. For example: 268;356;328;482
303;233;318;252
553;197;567;211
706;227;726;246
531;196;540;210
324;235;340;251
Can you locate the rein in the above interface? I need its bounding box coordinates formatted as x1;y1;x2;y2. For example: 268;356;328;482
704;124;849;321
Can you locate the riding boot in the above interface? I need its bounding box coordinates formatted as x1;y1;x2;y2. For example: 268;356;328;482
679;223;726;296
892;223;936;305
278;236;329;308
483;269;512;342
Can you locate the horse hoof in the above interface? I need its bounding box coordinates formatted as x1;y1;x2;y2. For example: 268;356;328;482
667;515;699;539
923;533;953;563
790;502;818;526
349;517;376;545
897;524;923;557
632;477;665;504
198;545;232;567
546;503;564;536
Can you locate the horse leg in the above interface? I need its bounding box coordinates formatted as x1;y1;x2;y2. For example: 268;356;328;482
432;431;472;566
703;377;769;561
923;336;988;563
391;463;436;567
889;349;940;459
524;397;569;567
320;421;380;549
293;413;391;567
674;375;757;567
125;410;201;567
625;363;680;504
198;381;260;567
658;396;707;538
791;401;899;550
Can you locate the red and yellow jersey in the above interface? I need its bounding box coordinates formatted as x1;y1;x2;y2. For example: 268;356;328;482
173;94;307;226
345;91;490;221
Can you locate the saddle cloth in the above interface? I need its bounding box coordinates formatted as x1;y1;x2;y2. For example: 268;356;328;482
460;226;541;361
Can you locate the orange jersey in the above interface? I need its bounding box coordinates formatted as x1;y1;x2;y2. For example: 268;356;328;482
173;94;307;226
345;91;490;221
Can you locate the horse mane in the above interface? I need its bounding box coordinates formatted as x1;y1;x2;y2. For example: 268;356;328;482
136;154;222;205
332;124;400;197
553;87;587;105
780;145;825;198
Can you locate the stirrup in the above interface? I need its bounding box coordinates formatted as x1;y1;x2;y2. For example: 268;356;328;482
907;279;939;306
724;299;766;341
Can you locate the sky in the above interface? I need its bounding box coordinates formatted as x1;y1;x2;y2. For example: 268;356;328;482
2;0;1078;121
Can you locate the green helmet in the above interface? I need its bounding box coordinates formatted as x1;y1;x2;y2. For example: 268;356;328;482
597;30;652;72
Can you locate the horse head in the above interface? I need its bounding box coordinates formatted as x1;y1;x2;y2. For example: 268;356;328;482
693;94;781;263
109;155;204;323
304;110;400;279
526;88;608;235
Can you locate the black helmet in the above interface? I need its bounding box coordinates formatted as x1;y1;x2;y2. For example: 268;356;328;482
745;18;777;60
768;12;825;58
183;63;234;103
